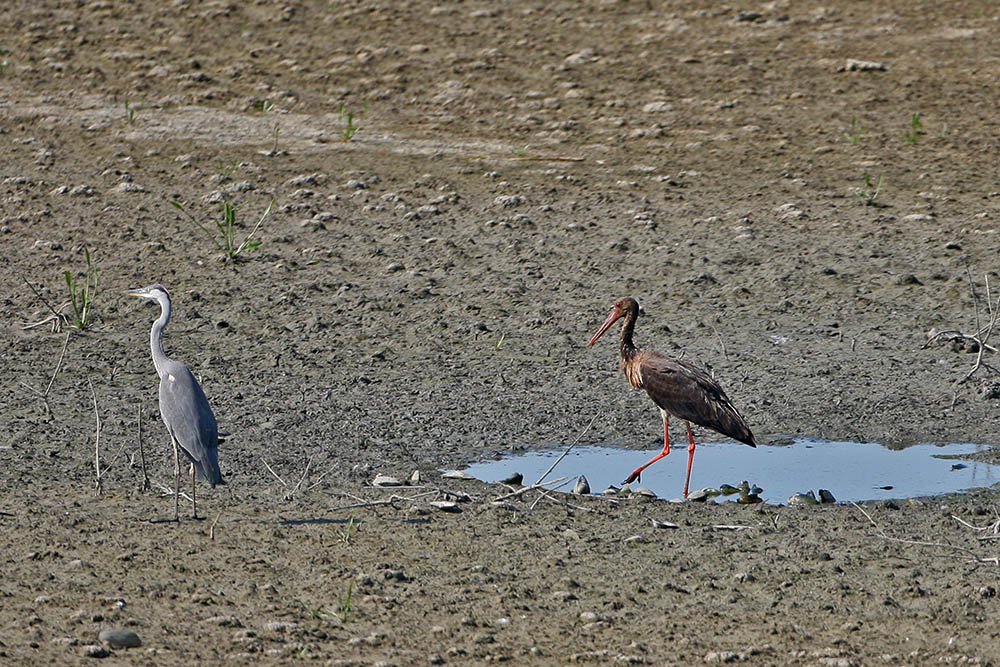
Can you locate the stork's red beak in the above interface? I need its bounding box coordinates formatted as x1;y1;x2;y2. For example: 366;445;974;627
588;307;622;345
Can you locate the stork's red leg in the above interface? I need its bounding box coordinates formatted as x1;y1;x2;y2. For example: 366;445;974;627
682;421;697;499
623;411;670;484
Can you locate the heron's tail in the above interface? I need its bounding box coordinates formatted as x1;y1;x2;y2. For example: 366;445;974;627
193;450;224;488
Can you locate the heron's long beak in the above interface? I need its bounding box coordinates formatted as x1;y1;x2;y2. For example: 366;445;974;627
124;288;145;297
588;308;621;346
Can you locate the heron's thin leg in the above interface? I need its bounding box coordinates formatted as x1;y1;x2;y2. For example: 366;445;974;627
172;437;180;522
190;463;198;519
623;411;671;485
682;422;697;499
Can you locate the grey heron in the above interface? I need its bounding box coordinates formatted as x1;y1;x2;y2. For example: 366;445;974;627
126;284;223;521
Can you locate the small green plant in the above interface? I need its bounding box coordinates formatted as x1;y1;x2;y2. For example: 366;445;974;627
338;581;354;623
253;100;282;153
338;516;356;545
123;99;137;124
171;198;274;263
856;172;883;206
338;102;366;141
216;160;238;183
844;115;862;145
64;248;99;330
904;112;924;144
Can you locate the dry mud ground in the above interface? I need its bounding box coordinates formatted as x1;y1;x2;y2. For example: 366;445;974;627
3;0;1000;664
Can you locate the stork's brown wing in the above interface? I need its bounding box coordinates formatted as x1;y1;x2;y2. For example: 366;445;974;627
636;350;755;447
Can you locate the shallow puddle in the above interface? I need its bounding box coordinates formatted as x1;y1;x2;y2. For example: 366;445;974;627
462;439;1000;504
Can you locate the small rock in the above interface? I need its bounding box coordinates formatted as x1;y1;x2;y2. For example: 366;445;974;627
499;472;523;486
818;489;836;504
429;501;462;513
205;615;242;627
843;58;886;71
441;470;475;480
788;491;819;506
262;620;299;633
493;194;523;208
981;381;1000;400
409;470;421;484
372;475;402;487
979;586;996;598
687;488;711;502
572;475;590;495
82;645;109;658
651;519;679;529
642;101;672;113
98;628;141;649
705;650;743;662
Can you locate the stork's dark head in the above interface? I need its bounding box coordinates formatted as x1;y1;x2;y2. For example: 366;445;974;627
588;297;641;345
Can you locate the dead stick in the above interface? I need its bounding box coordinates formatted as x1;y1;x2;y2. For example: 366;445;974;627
289;457;314;496
209;509;223;540
137;404;151;491
261;458;287;487
852;502;988;561
89;379;102;496
494;477;568;502
21;275;66;327
534;414;599;486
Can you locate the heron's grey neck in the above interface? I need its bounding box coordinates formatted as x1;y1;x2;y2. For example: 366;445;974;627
150;293;172;376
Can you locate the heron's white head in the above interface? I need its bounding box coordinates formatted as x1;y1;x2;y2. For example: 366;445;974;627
125;284;170;301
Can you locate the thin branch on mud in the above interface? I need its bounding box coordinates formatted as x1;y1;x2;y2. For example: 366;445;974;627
289;457;313;497
261;458;288;487
154;480;192;502
305;465;337;492
710;324;729;360
90;379;103;496
534;413;600;486
529;484;595;513
21;275;67;332
330;490;439;512
19;331;70;415
952;510;1000;538
137;404;151;492
493;476;568;502
209;509;223;540
922;272;1000;406
852;502;995;564
851;327;875;353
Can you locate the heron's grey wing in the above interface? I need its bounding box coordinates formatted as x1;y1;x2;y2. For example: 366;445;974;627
159;361;223;485
638;351;755;447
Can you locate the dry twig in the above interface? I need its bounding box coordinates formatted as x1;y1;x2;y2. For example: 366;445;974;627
923;273;1000;406
90;379;103;496
852;501;996;564
137;404;151;491
19;331;70;414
